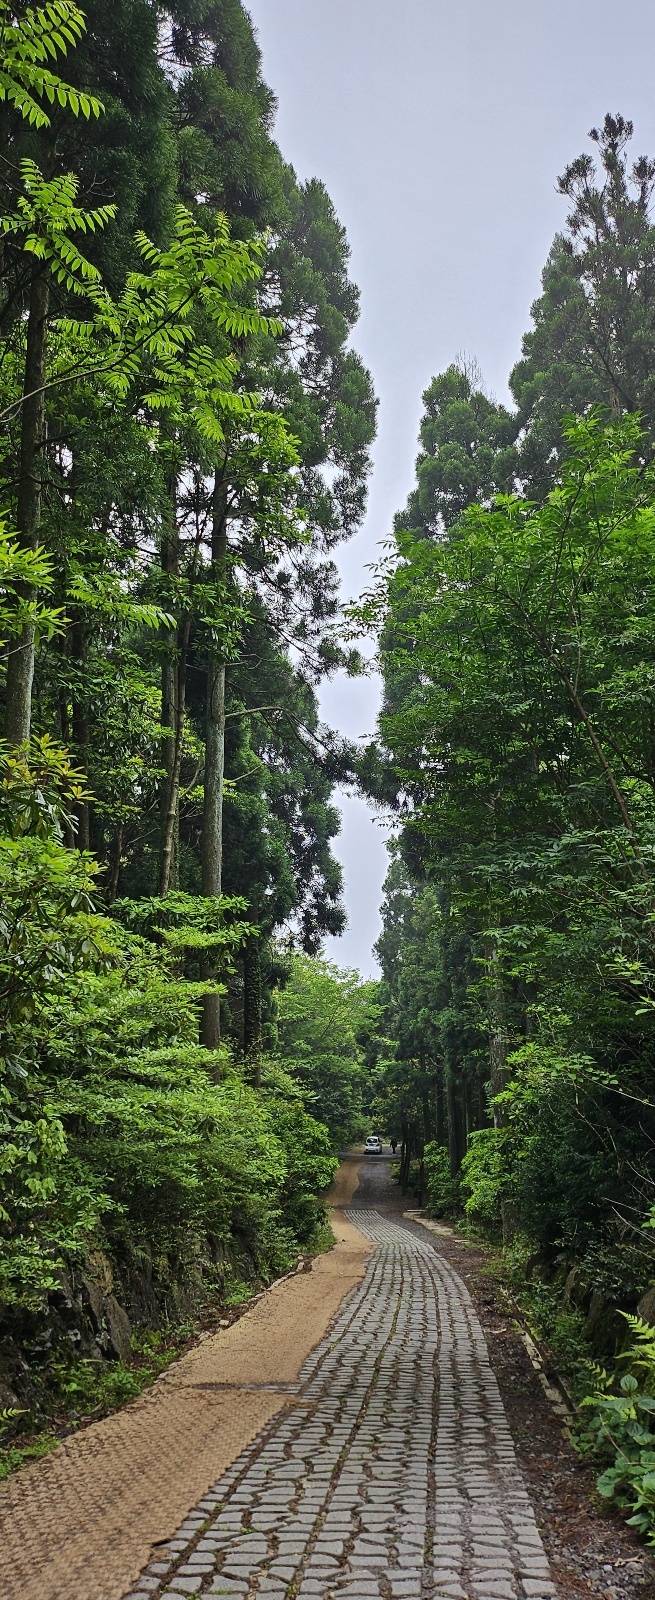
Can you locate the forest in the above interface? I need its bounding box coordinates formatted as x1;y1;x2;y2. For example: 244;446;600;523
2;0;655;1546
0;0;378;1443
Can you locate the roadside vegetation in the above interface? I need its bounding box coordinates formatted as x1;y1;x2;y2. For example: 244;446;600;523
0;0;374;1467
2;0;655;1551
356;116;655;1543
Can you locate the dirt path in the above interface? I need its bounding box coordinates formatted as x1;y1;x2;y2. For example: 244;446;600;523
324;1150;365;1208
0;1186;369;1600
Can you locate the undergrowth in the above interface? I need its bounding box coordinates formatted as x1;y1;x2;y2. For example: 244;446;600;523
504;1237;599;1402
0;1219;336;1481
578;1316;655;1546
0;1320;195;1481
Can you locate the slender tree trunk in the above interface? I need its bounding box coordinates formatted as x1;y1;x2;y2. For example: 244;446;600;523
435;1060;446;1147
159;616;190;896
108;824;123;903
70;616;90;849
201;473;228;1048
421;1086;432;1148
5;266;49;746
160;477;178;888
202;655;225;898
485;935;508;1117
243;935;262;1087
464;1075;474;1141
446;1071;460;1179
485;933;517;1242
476;1071;487;1129
400;1129;411;1193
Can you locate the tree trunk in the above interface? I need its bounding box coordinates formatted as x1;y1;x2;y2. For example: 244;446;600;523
421;1086;432;1149
446;1071;460;1178
70;616;90;849
485;935;508;1118
435;1060;446;1147
485;933;517;1243
201;473;228;1048
108;824;123;903
243;935;262;1087
159;615;190;896
160;482;179;891
5;266;49;746
400;1130;411;1194
464;1074;473;1141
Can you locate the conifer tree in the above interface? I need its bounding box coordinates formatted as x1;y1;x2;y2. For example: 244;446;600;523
511;113;655;490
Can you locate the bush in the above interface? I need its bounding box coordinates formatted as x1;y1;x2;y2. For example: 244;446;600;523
423;1142;460;1217
0;745;337;1320
460;1128;503;1230
580;1315;655;1545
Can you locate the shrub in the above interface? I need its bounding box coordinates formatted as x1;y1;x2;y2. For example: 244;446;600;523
423;1142;460;1217
460;1127;503;1230
580;1315;655;1545
0;745;337;1319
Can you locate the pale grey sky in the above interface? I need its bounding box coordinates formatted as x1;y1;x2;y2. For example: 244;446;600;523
246;0;655;978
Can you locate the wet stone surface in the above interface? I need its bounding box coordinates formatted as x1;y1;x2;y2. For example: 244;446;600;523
123;1211;558;1600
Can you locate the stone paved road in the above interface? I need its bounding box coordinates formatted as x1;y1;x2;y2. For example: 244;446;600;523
123;1206;557;1600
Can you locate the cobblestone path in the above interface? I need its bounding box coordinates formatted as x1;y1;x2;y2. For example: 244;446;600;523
123;1210;556;1600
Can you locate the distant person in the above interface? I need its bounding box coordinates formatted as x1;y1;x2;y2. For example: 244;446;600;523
390;1139;397;1155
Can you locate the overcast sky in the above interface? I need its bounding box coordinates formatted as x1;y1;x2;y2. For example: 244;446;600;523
245;0;655;978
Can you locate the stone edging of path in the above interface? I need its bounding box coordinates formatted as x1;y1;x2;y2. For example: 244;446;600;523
403;1210;575;1433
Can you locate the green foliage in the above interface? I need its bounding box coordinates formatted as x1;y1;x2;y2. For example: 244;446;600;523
0;1427;57;1482
423;1142;460;1218
364;412;655;1269
274;955;373;1146
511;115;655;490
0;0;372;1451
581;1316;655;1544
0;746;336;1319
460;1130;503;1229
0;158;116;296
395;360;516;537
0;0;102;128
0;515;61;647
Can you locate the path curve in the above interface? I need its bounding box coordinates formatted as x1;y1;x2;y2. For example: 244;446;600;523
121;1206;557;1600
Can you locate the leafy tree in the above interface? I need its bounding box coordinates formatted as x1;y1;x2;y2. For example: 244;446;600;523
369;412;655;1259
160;0;376;1043
0;739;335;1324
274;954;375;1146
0;1;375;1441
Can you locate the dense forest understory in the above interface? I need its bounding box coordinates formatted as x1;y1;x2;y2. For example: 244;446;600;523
2;0;655;1559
